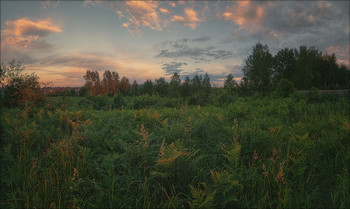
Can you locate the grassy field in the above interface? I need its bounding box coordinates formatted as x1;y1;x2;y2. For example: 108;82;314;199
1;94;349;208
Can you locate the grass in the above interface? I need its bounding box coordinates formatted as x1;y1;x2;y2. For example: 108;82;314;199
1;95;349;208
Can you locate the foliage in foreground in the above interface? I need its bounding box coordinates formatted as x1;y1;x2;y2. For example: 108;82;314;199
0;95;349;208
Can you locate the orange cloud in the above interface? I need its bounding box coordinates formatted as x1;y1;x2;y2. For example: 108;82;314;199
159;8;169;14
122;1;164;35
1;18;62;49
221;1;266;32
171;8;203;29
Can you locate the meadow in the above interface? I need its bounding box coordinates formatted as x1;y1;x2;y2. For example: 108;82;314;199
1;93;349;208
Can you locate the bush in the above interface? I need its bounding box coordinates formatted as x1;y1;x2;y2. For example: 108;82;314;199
78;98;94;108
113;94;125;109
307;87;320;103
275;79;294;97
88;95;109;110
131;95;160;109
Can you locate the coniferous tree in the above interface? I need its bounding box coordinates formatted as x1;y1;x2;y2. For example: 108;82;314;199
143;79;154;96
224;73;236;94
181;76;192;98
131;80;139;96
169;72;181;98
155;77;169;97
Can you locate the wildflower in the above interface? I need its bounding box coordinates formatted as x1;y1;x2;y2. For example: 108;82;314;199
275;161;286;184
69;186;73;190
262;163;269;177
32;161;37;170
271;148;280;161
139;124;149;147
220;142;226;149
272;148;276;156
234;118;238;127
159;138;165;157
253;150;258;160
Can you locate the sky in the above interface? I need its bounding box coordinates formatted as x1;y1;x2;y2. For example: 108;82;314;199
1;0;349;87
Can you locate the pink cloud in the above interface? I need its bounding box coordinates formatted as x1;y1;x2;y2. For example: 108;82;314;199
1;18;62;50
171;8;203;30
325;45;350;67
221;1;266;32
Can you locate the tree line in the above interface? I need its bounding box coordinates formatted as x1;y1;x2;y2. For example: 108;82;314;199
237;43;350;95
1;43;349;107
83;43;349;99
83;70;212;105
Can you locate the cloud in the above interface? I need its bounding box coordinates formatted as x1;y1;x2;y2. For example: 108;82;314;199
220;1;349;57
221;1;265;31
155;38;233;62
191;36;211;42
24;50;165;86
119;1;165;36
325;45;350;67
161;62;187;75
171;8;203;29
39;52;119;71
224;65;244;78
159;8;169;14
41;0;60;9
1;18;62;51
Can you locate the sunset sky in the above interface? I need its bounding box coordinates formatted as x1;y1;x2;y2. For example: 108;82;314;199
1;0;349;87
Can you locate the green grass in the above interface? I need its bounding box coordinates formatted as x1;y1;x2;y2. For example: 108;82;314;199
1;95;349;208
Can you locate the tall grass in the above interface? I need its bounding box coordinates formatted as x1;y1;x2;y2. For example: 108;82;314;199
1;95;349;208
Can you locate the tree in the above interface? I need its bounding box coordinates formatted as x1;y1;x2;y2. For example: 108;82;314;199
102;70;113;96
181;76;192;98
142;79;154;96
119;76;131;96
131;80;139;96
169;72;181;98
273;48;297;85
202;73;211;96
83;70;101;95
1;59;44;107
1;59;24;87
155;77;169;97
242;43;273;94
292;46;324;89
224;74;236;94
111;71;120;95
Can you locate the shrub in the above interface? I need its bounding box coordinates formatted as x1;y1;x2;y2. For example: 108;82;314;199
275;79;295;97
132;95;159;109
88;95;109;110
113;94;125;109
307;87;320;103
78;98;94;108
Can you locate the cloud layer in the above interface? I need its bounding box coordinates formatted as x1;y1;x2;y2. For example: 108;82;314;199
155;37;233;62
161;61;187;75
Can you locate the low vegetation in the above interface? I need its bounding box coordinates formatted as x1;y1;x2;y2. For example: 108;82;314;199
1;43;349;208
1;92;349;208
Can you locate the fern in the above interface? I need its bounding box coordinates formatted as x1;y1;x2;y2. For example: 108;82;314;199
188;183;216;209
